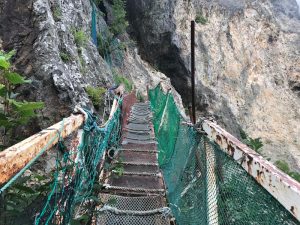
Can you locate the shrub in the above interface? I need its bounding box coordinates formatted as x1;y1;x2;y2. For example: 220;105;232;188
73;29;88;47
275;160;290;174
60;51;71;63
52;6;62;22
97;32;113;58
275;160;300;182
245;137;263;153
86;86;106;109
0;49;44;147
110;0;129;36
289;172;300;182
97;32;126;63
195;13;208;25
112;70;133;92
240;130;263;153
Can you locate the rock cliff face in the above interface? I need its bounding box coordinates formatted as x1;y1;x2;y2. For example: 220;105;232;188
1;0;299;170
0;0;168;135
126;0;300;169
1;0;110;130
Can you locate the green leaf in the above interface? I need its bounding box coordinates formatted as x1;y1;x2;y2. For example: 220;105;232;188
239;129;248;140
10;100;44;111
0;83;7;97
92;183;103;191
0;113;13;128
289;172;300;182
36;182;52;193
107;197;117;206
0;57;10;70
4;72;31;85
246;137;263;153
275;160;290;174
14;175;31;184
4;50;16;60
34;174;47;181
13;184;36;194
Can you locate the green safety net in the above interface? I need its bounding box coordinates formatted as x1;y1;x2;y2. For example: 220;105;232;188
91;2;98;47
149;85;300;225
34;100;122;225
90;1;124;67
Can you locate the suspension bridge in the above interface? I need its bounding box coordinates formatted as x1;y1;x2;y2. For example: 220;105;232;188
1;82;300;225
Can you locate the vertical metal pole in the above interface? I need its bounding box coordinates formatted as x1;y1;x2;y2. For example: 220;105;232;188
191;21;196;124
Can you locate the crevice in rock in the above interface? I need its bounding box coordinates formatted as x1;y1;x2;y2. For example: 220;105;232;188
126;1;190;105
98;0;108;22
0;0;38;74
289;80;300;97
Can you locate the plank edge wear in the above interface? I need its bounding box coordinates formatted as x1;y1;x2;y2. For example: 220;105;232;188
0;114;85;185
202;120;300;222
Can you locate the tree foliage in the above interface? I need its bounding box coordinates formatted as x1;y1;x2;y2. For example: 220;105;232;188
112;69;133;92
110;0;129;36
275;160;300;182
195;13;208;25
240;129;263;153
85;86;106;110
72;29;88;47
0;50;44;147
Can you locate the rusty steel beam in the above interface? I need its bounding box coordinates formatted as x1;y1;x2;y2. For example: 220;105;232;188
202;120;300;221
0;114;85;185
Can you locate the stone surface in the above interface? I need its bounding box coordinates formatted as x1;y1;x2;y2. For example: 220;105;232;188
0;0;170;135
126;0;300;170
0;0;113;130
1;0;299;171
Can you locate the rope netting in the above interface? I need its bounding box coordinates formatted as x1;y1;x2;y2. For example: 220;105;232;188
35;100;122;224
149;85;300;225
90;0;124;67
0;98;123;225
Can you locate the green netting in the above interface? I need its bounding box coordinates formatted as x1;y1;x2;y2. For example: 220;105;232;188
148;90;180;165
149;85;300;225
33;98;123;225
97;27;124;68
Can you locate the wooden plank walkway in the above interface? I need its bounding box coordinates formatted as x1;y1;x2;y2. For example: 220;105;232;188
97;102;171;225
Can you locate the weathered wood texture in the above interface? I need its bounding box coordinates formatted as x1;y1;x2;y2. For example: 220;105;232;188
0;114;84;185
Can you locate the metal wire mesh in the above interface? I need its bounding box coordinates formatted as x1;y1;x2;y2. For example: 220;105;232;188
149;85;300;225
97;211;170;225
100;194;165;211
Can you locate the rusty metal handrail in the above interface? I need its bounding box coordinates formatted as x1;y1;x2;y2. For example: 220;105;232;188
202;120;300;222
0;114;85;186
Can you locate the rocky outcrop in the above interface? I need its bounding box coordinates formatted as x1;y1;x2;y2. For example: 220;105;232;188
126;0;300;170
1;0;299;170
0;0;111;130
0;0;170;138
